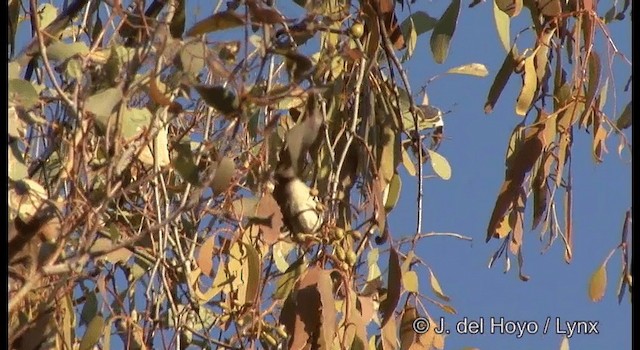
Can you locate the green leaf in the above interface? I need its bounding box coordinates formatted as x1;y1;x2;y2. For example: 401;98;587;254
402;270;419;293
401;17;417;62
172;141;200;185
185;11;245;36
9;79;39;108
85;88;123;122
429;0;461;64
179;42;207;78
9;141;28;181
588;264;607;302
485;46;517;113
515;54;537;116
493;0;511;52
401;11;438;37
194;85;240;114
427;149;452;180
120;107;152;139
37;3;58;28
9;62;21;79
47;41;89;61
615;101;631;130
240;240;261;305
79;315;105;350
80;292;98;326
212;157;235;195
446;63;489;77
65;58;83;80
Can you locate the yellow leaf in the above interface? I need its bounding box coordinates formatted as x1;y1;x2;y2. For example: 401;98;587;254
493;0;511;52
588;264;607;302
427;149;452;180
185;11;244;36
402;271;419;293
559;335;570;350
429;268;450;302
515;54;537;116
446;63;489;77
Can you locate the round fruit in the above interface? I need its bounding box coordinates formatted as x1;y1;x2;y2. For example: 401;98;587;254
350;23;365;39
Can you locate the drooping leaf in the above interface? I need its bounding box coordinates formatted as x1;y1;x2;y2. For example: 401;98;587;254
120;107;152;139
80;292;98;327
427;149;452;180
274;258;303;299
495;0;523;17
429;268;451;301
185;11;245;36
79;315;105;350
402;17;418;61
38;3;58;28
381;316;399;350
446;63;489;77
379;247;401;327
170;0;186;38
47;41;89;61
515;54;537;116
559;336;570;350
493;0;511;52
588;263;607;302
317;269;337;350
399;306;418;350
85;87;123;121
197;235;216;277
430;0;461;64
239;240;261;305
615;100;631;130
400;11;438;37
179;42;207;77
579;51;601;125
211;156;235;195
485;46;517;113
402;270;419;293
9;79;39;109
384;173;402;211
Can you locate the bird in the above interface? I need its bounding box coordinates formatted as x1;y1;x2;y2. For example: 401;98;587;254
272;166;323;237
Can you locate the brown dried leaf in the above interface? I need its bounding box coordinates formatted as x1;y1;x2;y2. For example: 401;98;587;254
487;128;543;241
495;0;523;17
399;306;418;350
380;247;401;327
381;316;399;350
485;46;517;113
197;235;215;277
580;51;601;127
288;266;322;349
256;194;284;245
185;11;244;36
317;269;336;350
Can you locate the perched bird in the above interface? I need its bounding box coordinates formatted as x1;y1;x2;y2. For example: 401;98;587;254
272;167;323;236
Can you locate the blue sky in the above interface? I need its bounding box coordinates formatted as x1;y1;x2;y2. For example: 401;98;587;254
13;1;631;349
383;1;632;349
